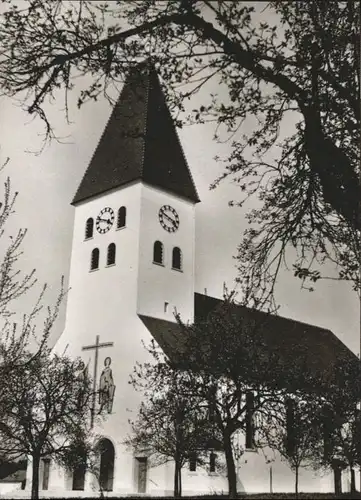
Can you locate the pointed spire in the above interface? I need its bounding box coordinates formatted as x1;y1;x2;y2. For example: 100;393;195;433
72;61;200;205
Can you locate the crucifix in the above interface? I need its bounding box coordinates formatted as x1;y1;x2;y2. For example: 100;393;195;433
82;335;114;427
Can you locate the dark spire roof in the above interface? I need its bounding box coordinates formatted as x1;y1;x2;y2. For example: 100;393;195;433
72;61;200;204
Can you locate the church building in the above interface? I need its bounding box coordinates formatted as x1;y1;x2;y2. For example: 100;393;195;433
18;62;357;497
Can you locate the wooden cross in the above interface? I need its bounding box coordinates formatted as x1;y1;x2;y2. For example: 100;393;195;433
82;335;114;427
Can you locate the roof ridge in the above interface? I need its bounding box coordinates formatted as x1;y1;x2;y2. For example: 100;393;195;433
71;97;118;205
169;116;199;203
151;68;199;202
140;300;357;385
194;292;334;334
72;62;200;205
140;66;151;179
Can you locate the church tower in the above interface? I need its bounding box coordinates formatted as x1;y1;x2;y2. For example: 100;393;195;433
51;62;200;494
69;62;199;328
24;62;349;498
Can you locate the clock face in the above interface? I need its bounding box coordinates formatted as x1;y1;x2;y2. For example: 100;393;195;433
158;205;179;233
96;207;115;234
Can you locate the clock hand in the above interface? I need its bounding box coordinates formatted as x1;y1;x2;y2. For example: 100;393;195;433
163;213;176;224
98;218;111;223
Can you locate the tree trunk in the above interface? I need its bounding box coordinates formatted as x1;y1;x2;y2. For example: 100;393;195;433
333;465;342;495
295;466;299;499
350;467;356;493
178;464;182;497
174;460;182;497
173;461;178;497
174;413;182;498
31;454;41;500
223;431;237;499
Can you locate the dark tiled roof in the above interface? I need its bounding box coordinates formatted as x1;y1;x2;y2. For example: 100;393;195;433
139;293;357;382
72;61;200;204
0;469;26;483
194;293;356;375
139;315;186;361
0;460;27;482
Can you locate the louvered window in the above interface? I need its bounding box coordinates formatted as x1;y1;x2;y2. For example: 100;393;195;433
107;243;116;266
172;247;182;270
153;241;164;265
91;248;100;270
85;218;94;239
117;206;126;229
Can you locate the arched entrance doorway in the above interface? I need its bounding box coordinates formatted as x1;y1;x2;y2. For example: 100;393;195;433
97;438;115;492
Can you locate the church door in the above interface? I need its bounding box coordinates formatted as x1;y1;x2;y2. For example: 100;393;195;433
98;439;115;492
136;457;148;493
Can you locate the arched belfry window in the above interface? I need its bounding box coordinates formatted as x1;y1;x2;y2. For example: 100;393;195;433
85;218;94;239
117;206;126;229
90;248;100;271
153;241;164;265
172;247;182;270
107;243;116;266
97;438;115;492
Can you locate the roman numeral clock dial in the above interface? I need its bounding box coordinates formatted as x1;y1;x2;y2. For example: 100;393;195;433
158;205;180;233
96;207;115;234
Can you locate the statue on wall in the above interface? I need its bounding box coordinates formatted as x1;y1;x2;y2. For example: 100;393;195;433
98;356;116;414
76;359;90;411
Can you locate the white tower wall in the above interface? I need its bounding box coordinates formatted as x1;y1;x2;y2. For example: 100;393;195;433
137;184;195;324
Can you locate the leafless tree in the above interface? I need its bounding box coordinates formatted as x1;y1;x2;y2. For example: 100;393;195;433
0;1;359;307
0;346;96;500
127;351;214;497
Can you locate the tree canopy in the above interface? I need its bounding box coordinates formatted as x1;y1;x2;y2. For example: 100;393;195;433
0;347;95;499
128;292;359;498
0;0;359;307
173;293;305;497
0;162;36;320
127;350;214;497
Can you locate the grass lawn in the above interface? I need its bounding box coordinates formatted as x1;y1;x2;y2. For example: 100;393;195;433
46;493;361;500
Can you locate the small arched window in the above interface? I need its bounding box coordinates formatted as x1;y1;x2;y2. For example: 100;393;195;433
117;206;126;229
172;247;182;270
85;218;94;239
107;243;116;266
153;241;164;265
90;248;100;271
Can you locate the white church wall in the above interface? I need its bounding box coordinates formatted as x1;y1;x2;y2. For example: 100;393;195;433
229;410;337;494
56;181;143;355
46;181;177;495
137;183;196;324
180;462;229;496
235;447;334;494
21;151;343;498
0;482;23;495
51;321;164;493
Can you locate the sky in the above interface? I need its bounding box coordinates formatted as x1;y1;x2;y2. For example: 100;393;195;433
0;2;359;355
